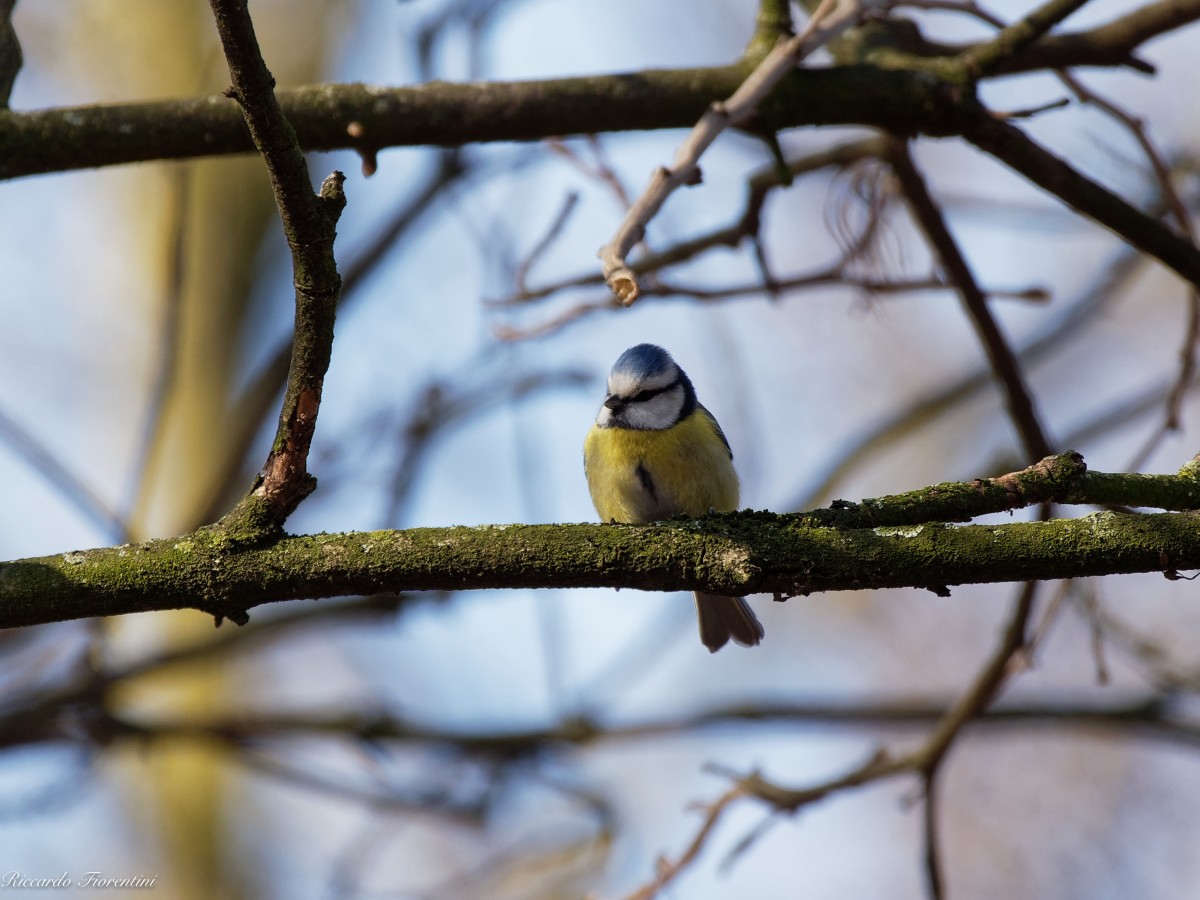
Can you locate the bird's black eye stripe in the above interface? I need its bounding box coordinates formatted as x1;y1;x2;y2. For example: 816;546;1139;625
629;378;679;404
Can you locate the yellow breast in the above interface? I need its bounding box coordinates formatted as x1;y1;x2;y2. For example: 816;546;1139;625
583;409;739;524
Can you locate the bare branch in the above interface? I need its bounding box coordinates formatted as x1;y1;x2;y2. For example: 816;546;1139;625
620;786;743;900
496;274;1042;342
964;112;1200;293
200;151;467;527
515;189;580;293
922;773;945;900
0;402;127;542
958;0;1090;77
4;1;1200;182
987;0;1200;74
209;0;346;536
597;0;873;303
0;0;20;108
886;137;1054;460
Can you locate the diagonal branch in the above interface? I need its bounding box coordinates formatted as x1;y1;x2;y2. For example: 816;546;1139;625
957;0;1090;77
208;0;346;535
725;575;1042;900
0;402;127;542
597;0;868;303
886;137;1054;461
964;111;1200;292
986;0;1200;75
196;151;467;528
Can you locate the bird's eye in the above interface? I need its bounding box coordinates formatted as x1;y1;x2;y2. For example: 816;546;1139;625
631;381;675;403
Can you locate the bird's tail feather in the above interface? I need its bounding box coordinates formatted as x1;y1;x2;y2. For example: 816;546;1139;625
694;593;764;653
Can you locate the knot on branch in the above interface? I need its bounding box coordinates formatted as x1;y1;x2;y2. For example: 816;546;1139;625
317;170;347;222
980;451;1086;508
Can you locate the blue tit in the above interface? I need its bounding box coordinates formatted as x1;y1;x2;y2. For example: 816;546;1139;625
583;343;764;652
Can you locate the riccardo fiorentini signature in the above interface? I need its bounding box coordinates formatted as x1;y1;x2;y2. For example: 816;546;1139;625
2;871;157;889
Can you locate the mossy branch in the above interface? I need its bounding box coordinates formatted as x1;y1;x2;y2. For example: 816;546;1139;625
957;0;1091;78
3;454;1200;630
1;0;1197;182
3;5;1195;301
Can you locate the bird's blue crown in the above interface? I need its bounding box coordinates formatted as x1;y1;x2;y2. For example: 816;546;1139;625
610;343;675;381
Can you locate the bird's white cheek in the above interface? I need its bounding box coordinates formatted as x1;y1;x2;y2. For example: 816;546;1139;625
624;391;682;430
595;406;614;427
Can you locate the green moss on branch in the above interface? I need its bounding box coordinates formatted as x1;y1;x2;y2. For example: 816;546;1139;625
3;507;1200;629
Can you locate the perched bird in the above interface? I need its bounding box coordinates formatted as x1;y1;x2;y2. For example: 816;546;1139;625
583;344;764;652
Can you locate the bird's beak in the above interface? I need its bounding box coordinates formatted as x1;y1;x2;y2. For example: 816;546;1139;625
603;394;623;410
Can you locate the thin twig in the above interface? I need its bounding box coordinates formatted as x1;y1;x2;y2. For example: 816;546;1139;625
598;0;871;303
495;274;1041;341
922;772;944;900
199;151;466;527
515;191;580;293
620;786;744;900
209;0;346;532
918;577;1040;771
499;137;889;310
377;364;590;525
1022;579;1073;668
0;403;127;542
1075;582;1111;685
548;137;633;211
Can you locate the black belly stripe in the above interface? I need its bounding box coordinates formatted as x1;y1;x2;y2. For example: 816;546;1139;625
635;461;658;502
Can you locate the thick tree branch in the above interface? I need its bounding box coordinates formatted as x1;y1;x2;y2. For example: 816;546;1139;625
827;0;1195;75
4;454;1200;629
1;0;1194;185
4;21;1195;296
799;451;1200;527
1;11;1195;295
0;68;862;180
